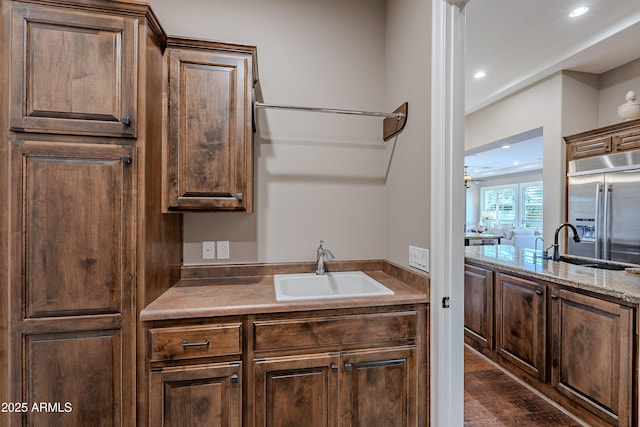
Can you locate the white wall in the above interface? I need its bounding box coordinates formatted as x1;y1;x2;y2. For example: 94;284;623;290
148;0;432;267
465;74;564;246
384;0;431;267
598;58;640;126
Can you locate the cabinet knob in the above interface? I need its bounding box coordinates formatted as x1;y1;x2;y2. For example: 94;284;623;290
344;363;352;372
121;155;132;165
331;365;338;372
230;375;238;384
236;193;244;201
551;295;558;300
535;290;543;296
120;117;131;126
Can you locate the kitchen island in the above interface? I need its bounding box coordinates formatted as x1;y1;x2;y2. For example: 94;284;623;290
465;245;640;427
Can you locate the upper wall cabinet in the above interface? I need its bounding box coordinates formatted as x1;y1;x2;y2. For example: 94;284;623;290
9;4;138;138
565;118;640;161
163;39;257;212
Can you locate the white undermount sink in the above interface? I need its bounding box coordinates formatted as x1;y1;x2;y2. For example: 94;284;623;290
273;271;394;302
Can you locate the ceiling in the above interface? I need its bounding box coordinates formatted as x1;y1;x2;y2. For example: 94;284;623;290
466;0;640;114
464;0;640;178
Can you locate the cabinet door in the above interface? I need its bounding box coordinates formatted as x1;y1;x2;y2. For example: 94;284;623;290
614;129;640;152
253;353;339;427
9;4;137;137
568;136;612;160
495;273;546;380
11;142;134;319
165;48;253;212
551;289;633;427
9;141;134;425
340;347;417;427
23;329;123;427
149;363;242;427
464;264;494;350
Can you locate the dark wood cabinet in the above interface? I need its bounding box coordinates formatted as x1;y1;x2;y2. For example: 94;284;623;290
341;347;417;426
464;264;494;351
163;39;257;212
9;142;134;426
495;273;546;381
9;3;138;137
251;309;422;427
1;1;183;425
253;353;339;427
551;288;634;427
253;346;417;427
149;363;242;427
146;306;426;427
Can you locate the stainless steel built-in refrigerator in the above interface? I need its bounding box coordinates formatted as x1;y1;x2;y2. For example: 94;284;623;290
567;151;640;264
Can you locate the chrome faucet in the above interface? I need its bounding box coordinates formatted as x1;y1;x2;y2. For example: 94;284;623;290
316;240;334;275
552;223;581;261
534;236;544;261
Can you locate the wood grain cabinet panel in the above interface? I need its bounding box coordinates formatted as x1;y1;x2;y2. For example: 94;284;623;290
341;347;417;427
464;264;494;351
164;45;255;212
495;273;546;381
14;143;133;319
25;329;123;427
253;353;339;427
551;289;634;426
9;4;137;137
149;323;242;362
568;136;612;160
614;129;640;152
149;363;242;427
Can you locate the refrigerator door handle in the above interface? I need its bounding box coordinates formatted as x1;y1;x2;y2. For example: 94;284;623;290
595;183;602;259
603;183;612;259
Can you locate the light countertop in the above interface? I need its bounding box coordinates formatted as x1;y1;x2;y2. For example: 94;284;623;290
465;245;640;304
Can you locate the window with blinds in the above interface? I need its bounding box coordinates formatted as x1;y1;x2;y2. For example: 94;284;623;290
480;181;542;229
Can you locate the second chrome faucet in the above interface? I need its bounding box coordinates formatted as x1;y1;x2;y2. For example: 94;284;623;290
316;240;334;275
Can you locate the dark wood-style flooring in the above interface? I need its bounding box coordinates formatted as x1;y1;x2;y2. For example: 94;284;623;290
464;346;586;426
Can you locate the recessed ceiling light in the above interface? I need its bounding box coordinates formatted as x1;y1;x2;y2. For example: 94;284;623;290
501;144;511;149
473;70;486;79
569;6;589;18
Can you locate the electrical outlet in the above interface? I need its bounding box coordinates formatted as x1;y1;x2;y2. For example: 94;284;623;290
409;246;429;272
202;241;215;259
217;241;230;259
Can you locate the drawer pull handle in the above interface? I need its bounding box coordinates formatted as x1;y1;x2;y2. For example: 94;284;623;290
120;117;131;126
181;339;210;348
230;375;238;384
535;290;543;296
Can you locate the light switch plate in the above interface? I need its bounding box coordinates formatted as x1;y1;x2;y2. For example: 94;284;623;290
409;246;429;272
202;241;215;259
217;241;230;259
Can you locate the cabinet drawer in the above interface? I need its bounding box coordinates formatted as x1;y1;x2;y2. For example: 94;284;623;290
149;323;242;362
254;311;417;353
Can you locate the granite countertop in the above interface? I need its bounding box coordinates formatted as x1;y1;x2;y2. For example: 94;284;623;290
141;260;429;322
465;245;640;304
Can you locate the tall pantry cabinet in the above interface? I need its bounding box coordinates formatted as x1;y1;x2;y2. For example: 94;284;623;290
0;0;182;426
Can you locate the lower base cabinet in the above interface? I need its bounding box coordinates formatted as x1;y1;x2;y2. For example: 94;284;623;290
495;273;546;381
551;288;634;426
253;347;417;427
464;262;637;427
146;305;426;427
149;363;242;427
